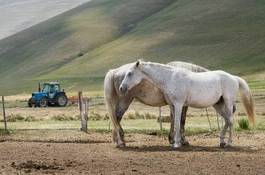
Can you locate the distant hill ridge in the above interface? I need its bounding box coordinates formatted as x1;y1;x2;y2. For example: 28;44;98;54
0;0;264;95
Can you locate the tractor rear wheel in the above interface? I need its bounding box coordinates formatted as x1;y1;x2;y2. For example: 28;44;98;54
56;94;68;107
38;97;48;107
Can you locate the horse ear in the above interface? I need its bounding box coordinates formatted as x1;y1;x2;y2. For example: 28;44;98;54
136;60;140;67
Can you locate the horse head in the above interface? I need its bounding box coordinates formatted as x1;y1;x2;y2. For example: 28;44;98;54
119;60;143;94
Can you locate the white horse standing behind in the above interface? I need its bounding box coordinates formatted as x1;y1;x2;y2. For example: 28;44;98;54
119;61;255;148
104;61;208;147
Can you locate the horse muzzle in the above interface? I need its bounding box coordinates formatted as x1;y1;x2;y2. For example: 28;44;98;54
119;85;128;94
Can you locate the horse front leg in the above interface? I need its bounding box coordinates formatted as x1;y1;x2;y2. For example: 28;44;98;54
168;106;189;146
172;103;183;148
112;97;133;147
112;112;125;148
111;113;124;147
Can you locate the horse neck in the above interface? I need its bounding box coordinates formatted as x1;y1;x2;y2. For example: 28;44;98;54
140;63;172;88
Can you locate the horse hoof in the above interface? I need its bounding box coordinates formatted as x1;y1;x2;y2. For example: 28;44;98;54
225;143;232;148
116;143;126;148
220;142;226;148
172;143;182;149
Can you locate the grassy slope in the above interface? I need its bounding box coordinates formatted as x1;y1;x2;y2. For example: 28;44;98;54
0;0;174;94
44;0;265;91
1;0;265;94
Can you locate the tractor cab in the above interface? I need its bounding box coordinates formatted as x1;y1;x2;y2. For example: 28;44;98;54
42;82;61;98
28;82;68;107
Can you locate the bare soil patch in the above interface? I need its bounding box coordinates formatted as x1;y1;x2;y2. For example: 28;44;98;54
0;132;264;175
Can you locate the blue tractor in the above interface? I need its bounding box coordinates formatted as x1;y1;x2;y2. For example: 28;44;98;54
28;82;68;107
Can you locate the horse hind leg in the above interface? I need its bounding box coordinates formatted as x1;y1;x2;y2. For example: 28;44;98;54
214;101;234;148
168;105;175;144
224;99;235;147
180;106;189;146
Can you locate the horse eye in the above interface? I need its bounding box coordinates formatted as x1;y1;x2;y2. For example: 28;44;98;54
128;72;132;77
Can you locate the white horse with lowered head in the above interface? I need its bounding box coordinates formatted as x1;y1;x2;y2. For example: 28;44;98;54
119;61;255;148
104;61;208;147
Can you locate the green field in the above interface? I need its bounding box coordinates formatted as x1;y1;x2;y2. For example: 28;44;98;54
1;116;265;137
0;0;265;95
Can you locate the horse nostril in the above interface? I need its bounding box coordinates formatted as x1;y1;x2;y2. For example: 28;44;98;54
119;85;127;93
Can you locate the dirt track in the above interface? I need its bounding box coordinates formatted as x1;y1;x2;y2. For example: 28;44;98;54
0;132;265;175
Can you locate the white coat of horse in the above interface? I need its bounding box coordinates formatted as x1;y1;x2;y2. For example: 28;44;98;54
104;61;208;147
119;61;255;148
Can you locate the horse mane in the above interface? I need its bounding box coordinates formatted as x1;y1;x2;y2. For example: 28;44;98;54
167;61;209;72
141;61;175;70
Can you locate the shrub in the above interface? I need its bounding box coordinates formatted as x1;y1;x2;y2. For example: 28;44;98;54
127;113;137;119
135;111;144;119
89;111;107;121
7;114;24;122
24;116;38;122
77;51;84;57
238;118;249;130
52;115;77;121
157;115;171;123
144;113;156;119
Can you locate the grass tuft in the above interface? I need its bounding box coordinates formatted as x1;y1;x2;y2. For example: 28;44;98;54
238;118;249;130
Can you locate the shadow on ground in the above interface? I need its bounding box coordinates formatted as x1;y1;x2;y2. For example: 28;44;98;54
119;144;258;153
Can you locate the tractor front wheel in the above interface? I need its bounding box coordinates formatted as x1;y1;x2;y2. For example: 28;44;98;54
38;97;48;107
56;94;68;107
28;98;33;107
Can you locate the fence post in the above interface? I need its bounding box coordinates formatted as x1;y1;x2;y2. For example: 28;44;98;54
2;96;7;131
216;112;220;130
158;107;162;131
78;92;88;132
205;108;212;132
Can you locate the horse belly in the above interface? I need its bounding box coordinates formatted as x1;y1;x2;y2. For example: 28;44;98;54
134;83;167;107
186;85;222;108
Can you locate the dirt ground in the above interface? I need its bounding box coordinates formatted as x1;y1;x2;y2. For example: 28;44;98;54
0;131;265;175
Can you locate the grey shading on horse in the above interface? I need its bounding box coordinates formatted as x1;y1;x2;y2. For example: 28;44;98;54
119;61;255;148
104;61;208;147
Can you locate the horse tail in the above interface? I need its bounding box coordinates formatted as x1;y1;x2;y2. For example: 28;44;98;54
104;70;120;130
236;76;255;124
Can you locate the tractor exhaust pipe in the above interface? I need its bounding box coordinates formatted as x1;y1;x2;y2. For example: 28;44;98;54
38;82;41;92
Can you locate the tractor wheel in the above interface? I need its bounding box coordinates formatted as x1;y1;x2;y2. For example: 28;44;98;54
38;97;48;107
28;98;33;107
56;94;68;107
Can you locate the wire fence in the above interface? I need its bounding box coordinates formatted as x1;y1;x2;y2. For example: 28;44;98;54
1;89;265;132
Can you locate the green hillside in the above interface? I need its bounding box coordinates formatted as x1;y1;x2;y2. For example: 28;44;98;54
0;0;265;95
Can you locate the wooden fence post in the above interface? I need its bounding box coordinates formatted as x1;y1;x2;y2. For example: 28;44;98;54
78;92;88;132
216;112;220;130
158;107;162;131
205;108;212;131
2;96;7;131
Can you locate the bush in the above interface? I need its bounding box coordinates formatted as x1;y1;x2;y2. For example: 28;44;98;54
157;115;171;123
77;51;84;57
24;116;38;122
238;118;249;130
52;115;77;121
89;111;108;121
126;112;157;120
7;114;24;122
